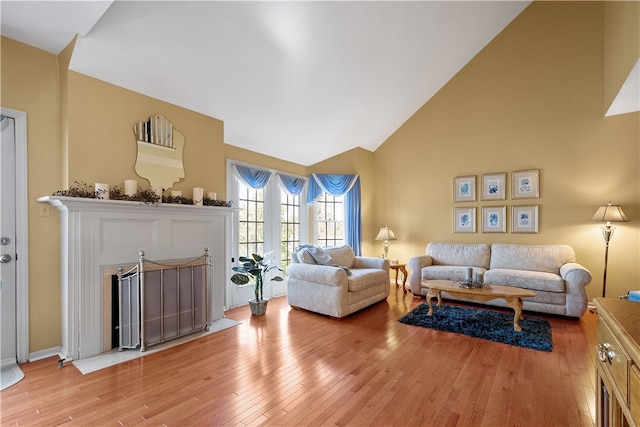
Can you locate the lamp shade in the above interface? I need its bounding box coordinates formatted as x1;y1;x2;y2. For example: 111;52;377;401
591;202;628;223
375;226;397;241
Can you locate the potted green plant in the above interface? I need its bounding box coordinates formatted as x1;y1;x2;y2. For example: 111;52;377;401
230;251;284;315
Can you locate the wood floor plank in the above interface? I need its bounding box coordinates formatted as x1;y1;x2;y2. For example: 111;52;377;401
1;291;597;426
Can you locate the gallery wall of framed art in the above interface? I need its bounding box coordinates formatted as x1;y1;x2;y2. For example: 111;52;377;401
453;169;540;234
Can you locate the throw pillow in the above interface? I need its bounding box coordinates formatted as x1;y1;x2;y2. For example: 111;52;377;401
296;245;333;265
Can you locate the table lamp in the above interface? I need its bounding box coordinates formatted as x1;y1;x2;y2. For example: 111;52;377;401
375;226;396;259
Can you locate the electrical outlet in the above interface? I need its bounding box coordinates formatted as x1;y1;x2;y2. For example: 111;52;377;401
38;204;50;217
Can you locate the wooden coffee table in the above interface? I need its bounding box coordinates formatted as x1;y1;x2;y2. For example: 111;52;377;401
422;279;537;332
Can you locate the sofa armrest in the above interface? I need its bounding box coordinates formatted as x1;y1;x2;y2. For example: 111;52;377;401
407;255;433;295
560;263;592;288
353;256;390;271
560;262;592;317
285;263;348;287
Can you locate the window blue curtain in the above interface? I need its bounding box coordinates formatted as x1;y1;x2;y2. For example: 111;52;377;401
307;174;361;255
277;174;306;196
345;179;361;256
235;164;272;190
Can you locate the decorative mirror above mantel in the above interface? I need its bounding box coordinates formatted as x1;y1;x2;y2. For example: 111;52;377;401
133;114;185;191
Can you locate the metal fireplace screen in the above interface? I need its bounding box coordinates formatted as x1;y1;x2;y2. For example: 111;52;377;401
118;248;211;351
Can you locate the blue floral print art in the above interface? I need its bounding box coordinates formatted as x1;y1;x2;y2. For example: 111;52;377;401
489;213;499;227
460;183;470;196
519;177;531;193
488;181;499;194
519;212;530;225
460;214;470;227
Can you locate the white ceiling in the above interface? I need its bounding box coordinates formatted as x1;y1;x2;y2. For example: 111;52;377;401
606;58;640;117
1;1;533;166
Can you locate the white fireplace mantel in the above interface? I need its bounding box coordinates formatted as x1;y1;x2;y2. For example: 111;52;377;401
39;196;235;360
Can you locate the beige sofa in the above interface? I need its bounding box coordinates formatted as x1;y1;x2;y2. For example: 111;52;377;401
286;245;390;318
408;242;592;318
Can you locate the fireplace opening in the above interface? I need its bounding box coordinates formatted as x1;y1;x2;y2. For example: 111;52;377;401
105;250;212;353
110;269;139;349
111;274;119;349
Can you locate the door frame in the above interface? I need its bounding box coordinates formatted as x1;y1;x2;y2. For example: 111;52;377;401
1;107;29;364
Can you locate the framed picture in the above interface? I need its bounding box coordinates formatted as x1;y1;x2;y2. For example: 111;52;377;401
512;169;540;199
481;172;506;200
453;207;476;233
511;205;539;233
482;206;506;233
453;175;476;203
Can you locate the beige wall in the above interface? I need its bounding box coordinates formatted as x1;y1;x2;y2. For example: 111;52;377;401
2;1;639;355
58;37;75;187
225;144;307;179
67;72;225;197
374;1;640;301
1;37;62;351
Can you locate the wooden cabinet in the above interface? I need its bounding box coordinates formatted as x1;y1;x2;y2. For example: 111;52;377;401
595;298;640;427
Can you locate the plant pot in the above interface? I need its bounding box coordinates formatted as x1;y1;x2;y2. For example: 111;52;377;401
249;299;268;316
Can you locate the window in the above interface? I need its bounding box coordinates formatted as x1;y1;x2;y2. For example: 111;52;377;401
315;193;344;247
280;189;300;270
237;183;264;260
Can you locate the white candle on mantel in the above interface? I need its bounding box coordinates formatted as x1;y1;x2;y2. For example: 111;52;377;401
193;187;204;206
207;192;217;200
124;179;137;196
95;183;110;199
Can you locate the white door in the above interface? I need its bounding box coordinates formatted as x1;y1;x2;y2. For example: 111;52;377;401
0;116;17;367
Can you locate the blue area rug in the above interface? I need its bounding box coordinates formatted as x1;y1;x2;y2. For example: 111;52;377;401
399;303;553;352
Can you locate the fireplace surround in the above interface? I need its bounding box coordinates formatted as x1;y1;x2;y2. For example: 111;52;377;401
39;196;234;360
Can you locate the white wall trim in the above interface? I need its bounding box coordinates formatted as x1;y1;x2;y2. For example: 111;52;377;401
1;107;29;364
28;346;63;363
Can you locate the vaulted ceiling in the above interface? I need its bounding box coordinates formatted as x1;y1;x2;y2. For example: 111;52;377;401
1;1;534;166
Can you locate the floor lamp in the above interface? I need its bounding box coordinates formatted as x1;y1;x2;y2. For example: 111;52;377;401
591;201;628;298
375;226;396;259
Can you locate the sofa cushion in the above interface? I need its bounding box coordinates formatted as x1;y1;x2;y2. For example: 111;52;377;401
325;245;356;269
421;266;488;283
426;243;491;269
347;268;389;292
484;268;565;293
490;243;575;274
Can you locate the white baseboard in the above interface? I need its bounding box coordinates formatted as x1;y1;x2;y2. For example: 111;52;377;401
28;346;64;362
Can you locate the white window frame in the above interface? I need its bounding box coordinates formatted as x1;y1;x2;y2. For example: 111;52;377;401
279;188;303;270
312;192;346;248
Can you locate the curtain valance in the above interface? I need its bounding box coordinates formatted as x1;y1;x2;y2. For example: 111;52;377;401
235;164;272;190
307;174;358;203
278;174;306;196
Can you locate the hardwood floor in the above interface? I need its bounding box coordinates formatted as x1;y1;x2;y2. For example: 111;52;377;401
1;287;597;426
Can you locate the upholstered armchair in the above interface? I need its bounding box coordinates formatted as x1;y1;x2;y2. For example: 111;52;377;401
286;245;390;318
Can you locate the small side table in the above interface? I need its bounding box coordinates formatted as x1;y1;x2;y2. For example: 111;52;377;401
389;263;408;292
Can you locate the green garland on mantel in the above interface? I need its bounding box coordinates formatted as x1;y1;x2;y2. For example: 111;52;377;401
52;181;233;207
